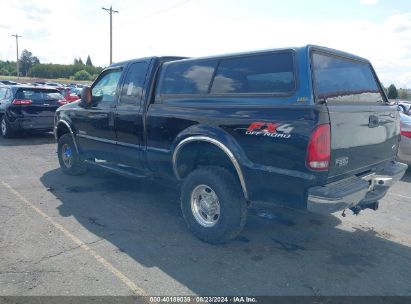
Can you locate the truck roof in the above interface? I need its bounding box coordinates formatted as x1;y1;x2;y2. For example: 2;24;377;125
108;56;188;68
307;45;369;62
105;45;370;71
161;45;370;65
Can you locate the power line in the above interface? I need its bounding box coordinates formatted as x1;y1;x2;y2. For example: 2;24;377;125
115;0;192;28
11;33;22;79
102;5;119;64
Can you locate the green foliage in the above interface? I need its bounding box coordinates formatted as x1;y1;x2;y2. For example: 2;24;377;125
387;84;398;99
1;50;103;80
0;60;17;76
399;89;409;100
0;68;9;76
19;49;40;76
73;70;92;81
86;55;93;66
29;63;103;79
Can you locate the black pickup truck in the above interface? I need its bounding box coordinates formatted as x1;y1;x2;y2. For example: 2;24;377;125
54;45;407;244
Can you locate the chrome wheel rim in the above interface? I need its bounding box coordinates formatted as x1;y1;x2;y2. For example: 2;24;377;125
191;184;220;227
1;118;6;136
61;143;73;168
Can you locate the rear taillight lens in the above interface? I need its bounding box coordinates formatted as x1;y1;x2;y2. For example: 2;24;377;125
401;130;411;138
58;99;68;106
306;124;331;170
12;99;32;105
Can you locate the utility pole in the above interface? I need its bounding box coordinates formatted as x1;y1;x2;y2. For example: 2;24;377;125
102;6;119;64
11;33;22;79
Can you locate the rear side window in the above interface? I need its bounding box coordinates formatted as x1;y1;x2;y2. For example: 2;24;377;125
312;52;384;103
210;52;296;94
161;60;218;95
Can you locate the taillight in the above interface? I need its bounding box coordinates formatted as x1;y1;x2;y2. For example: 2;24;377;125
58;99;68;106
401;130;411;138
306;124;331;170
12;99;32;105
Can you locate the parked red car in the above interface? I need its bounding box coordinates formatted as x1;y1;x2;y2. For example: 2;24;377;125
56;87;81;103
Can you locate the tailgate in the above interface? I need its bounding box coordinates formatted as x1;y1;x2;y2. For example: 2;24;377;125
327;104;399;177
311;50;400;178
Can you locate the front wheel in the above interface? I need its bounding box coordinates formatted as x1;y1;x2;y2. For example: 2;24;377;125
180;167;248;244
57;133;88;175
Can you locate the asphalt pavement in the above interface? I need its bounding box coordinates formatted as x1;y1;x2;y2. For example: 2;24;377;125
1;133;411;296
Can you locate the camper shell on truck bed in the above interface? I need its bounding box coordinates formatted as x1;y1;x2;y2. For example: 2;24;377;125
54;45;407;244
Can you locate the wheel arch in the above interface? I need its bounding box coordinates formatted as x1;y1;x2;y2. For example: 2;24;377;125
55;120;79;152
172;128;250;201
0;110;9;120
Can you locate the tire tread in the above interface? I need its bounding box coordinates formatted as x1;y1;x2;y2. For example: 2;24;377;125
180;166;247;244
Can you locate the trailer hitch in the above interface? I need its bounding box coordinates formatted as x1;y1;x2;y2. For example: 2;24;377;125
348;201;379;216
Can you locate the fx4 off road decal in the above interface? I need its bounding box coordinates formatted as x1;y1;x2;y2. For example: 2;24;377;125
245;122;294;139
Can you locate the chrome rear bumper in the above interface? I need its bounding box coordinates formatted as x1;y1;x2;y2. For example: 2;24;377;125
307;161;408;214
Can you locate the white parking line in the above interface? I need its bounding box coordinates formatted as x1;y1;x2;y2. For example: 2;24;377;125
1;180;147;296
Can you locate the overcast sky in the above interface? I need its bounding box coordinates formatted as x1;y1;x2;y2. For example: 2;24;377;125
1;0;411;87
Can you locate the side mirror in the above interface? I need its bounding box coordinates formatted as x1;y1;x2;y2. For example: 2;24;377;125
80;86;92;106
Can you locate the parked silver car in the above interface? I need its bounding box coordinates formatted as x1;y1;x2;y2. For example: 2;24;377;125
398;113;411;165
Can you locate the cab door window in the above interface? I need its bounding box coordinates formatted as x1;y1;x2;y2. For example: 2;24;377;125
92;69;122;106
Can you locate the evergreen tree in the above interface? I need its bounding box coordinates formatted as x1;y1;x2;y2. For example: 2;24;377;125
86;55;93;66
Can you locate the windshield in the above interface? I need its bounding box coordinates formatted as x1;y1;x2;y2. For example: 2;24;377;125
312;52;385;104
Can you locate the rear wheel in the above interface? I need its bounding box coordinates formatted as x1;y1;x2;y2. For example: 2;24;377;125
57;133;88;175
180;167;247;244
0;115;14;138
